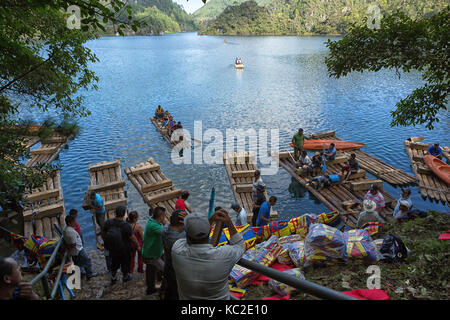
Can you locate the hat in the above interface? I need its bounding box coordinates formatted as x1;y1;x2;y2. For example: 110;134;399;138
181;190;189;196
399;200;411;209
315;152;320;156
231;203;240;210
256;184;265;191
184;213;211;240
363;199;377;212
369;184;379;191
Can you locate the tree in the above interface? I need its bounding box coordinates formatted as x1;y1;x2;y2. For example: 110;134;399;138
325;7;449;130
0;0;141;212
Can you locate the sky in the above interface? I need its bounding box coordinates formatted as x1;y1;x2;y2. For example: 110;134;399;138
173;0;205;14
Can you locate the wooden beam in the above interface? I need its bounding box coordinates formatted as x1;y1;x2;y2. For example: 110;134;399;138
146;189;182;205
30;146;59;155
23;201;65;221
231;170;256;178
235;184;253;193
24;189;60;202
89;160;120;172
130;163;160;175
142;179;173;193
412;155;424;162
104;198;127;211
88;180;126;192
410;136;425;143
347;169;366;180
409;141;429;151
326;156;347;165
350;179;383;192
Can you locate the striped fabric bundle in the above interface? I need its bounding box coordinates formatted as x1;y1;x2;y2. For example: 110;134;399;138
253;221;292;242
209;224;257;250
288;214;316;239
230;236;283;288
343;229;379;261
304;223;345;267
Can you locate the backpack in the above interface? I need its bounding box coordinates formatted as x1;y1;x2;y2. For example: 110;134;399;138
104;220;125;252
379;234;408;262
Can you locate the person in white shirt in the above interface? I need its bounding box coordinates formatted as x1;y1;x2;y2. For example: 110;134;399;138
252;170;265;202
230;203;247;226
171;210;245;300
393;188;413;220
63;215;98;279
297;151;312;175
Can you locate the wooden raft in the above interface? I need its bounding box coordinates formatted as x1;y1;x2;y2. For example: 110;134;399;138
83;160;128;245
304;131;416;186
124;157;189;220
150;116;181;147
25;134;70;167
22;171;66;240
273;149;396;225
404;137;449;205
223;151;278;223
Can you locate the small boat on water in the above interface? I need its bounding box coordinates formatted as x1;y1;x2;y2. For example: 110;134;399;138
290;139;366;150
235;63;244;69
424;155;450;185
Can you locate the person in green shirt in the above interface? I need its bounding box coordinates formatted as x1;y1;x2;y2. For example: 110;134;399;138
292;128;305;161
142;206;167;296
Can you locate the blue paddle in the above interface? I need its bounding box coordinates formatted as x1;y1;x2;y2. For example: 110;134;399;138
207;187;216;218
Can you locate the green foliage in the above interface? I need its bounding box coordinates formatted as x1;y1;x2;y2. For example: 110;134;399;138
99;0;198;35
325;8;449;130
0;0;140;212
199;0;448;36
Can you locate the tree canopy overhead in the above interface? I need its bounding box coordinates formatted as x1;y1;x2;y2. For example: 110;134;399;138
325;7;449;130
0;0;142;212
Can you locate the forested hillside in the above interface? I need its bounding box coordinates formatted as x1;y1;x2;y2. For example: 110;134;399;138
198;0;448;35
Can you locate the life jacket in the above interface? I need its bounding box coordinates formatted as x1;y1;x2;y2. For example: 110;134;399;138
156;106;162;113
168;120;175;128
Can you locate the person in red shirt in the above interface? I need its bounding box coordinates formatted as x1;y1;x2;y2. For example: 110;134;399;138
175;191;191;212
69;209;83;243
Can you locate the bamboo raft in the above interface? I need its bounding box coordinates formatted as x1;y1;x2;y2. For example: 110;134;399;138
273;149;396;226
223;151;278;223
150;116;183;147
22;171;66;240
124;157;190;220
305;131;416;186
404;137;449;205
83;160;128;247
25;134;71;167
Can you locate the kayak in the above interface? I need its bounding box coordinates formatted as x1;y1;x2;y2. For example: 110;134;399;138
289;139;365;150
235;63;244;69
424;155;450;185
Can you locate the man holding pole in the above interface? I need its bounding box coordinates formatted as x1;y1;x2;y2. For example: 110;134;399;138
171;210;245;300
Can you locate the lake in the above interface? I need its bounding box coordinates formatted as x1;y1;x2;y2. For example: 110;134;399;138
28;32;449;248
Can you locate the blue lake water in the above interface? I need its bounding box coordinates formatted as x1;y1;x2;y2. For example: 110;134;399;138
27;33;449;248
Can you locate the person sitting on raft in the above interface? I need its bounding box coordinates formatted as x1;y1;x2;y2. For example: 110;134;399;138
341;153;359;181
305;173;344;191
311;152;323;176
426;143;443;160
155;105;164;119
324;143;337;161
296;150;312;175
166;117;175;136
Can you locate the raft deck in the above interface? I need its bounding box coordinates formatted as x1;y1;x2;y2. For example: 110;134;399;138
83;160;128;248
305;131;416;186
273;149;396;226
125;157;190;220
26;134;71;167
404;137;449;205
223;151;278;223
22;171;66;240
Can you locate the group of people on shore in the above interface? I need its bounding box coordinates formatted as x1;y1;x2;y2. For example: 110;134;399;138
154;105;183;137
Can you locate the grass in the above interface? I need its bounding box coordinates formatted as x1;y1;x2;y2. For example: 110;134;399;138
244;211;450;300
